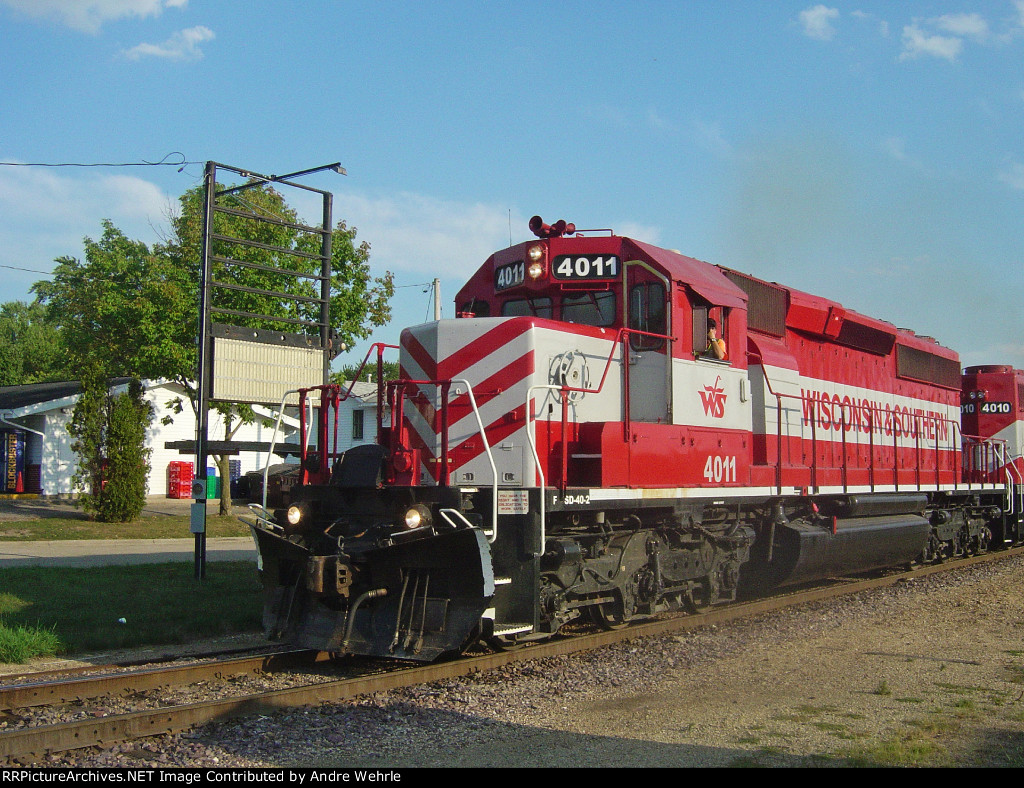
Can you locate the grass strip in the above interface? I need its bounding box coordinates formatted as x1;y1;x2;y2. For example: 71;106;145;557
0;562;263;662
0;514;251;541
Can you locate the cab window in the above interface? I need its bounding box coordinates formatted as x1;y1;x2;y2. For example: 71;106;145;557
459;299;490;317
562;291;616;327
629;282;666;351
502;297;553;318
693;305;729;361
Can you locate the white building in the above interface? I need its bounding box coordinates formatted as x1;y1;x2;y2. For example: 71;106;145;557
0;379;388;498
0;379;300;497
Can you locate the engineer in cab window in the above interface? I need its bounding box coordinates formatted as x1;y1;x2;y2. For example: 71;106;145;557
704;318;727;360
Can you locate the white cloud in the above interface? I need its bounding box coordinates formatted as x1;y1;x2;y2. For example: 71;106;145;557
646;107;675;133
693;119;733;158
851;10;889;38
798;5;839;41
899;23;963;61
329;192;528;281
122;25;214;60
882;137;907;161
0;165;173;302
0;0;187;33
997;162;1024;190
934;13;990;41
310;190;661;281
898;7;1024;61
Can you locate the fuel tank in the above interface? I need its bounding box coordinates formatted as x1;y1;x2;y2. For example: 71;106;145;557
768;515;929;587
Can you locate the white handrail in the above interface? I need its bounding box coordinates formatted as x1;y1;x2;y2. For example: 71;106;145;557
525;383;568;557
449;378;499;543
262;389;300;513
1006;454;1023;516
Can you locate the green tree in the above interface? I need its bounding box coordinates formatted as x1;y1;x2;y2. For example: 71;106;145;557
65;366;153;522
0;301;73;386
100;379;154;521
66;364;106;514
163;184;393;349
330;360;401;386
32;221;194;381
161;184;394;514
34;185;393;517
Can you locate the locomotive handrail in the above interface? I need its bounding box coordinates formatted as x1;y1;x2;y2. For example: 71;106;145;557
958;428;1011;488
288;343;401;479
525;384;561;556
1007;462;1019;516
241;503;281;534
747;351;981;496
336;342;400;444
1006;455;1022;516
387;376;499;543
524;327;673;553
542;325;673;487
451;377;499;543
438;508;476;530
262;388;303;513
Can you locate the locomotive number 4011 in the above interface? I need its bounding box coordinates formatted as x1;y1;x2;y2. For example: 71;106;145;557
552;255;620;280
704;455;737;484
495;261;525;291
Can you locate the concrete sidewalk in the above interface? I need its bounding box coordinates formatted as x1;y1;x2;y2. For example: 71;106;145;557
0;494;249;521
0;494;260;568
0;537;258;568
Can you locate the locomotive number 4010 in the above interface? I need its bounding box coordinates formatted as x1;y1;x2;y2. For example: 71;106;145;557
962;401;1011;414
704;455;737;484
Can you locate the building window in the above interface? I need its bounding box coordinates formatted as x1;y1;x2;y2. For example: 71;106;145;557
352;409;364;441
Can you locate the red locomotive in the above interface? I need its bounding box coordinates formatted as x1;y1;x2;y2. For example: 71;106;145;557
248;218;1024;660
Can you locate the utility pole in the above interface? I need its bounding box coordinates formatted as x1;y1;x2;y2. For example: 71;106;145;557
433;278;441;321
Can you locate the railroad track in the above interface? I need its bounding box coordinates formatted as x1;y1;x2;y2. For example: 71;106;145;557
3;546;1020;764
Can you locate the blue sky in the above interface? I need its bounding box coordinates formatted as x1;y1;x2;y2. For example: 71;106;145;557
1;0;1022;372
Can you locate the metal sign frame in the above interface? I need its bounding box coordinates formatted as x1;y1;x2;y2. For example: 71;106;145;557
192;160;342;577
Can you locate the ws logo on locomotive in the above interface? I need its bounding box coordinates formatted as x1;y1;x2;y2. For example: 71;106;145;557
245;217;1024;661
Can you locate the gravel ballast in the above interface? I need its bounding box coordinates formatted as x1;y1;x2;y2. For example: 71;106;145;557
16;554;1024;768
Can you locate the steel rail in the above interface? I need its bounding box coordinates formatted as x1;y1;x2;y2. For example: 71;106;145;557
0;650;320;712
2;546;1021;763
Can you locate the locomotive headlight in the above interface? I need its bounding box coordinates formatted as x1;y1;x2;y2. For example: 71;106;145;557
278;502;315;533
403;504;433;530
526;244;546;280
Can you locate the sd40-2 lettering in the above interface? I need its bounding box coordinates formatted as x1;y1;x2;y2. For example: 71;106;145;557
553;493;592;506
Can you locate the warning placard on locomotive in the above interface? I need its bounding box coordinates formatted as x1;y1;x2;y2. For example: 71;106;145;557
498;489;530;515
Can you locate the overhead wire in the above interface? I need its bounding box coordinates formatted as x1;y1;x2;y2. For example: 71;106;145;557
0;152;200;170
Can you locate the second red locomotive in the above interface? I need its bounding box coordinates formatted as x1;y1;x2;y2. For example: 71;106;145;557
248;217;1023;660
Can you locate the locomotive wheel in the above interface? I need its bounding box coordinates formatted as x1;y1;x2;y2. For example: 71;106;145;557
683;584;711;614
683;575;720;614
589;602;627;630
486;634;527;652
